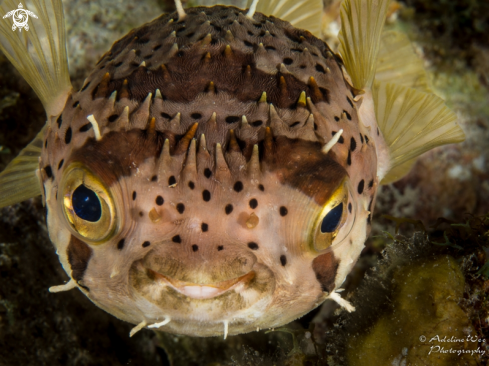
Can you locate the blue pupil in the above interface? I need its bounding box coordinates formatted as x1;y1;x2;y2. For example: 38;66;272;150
72;184;102;222
320;203;343;233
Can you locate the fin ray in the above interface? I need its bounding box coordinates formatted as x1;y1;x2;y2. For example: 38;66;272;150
0;128;44;208
373;81;465;184
0;0;72;117
376;30;431;93
338;0;390;90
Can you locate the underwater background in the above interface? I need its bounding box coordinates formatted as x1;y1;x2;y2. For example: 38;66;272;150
0;0;488;364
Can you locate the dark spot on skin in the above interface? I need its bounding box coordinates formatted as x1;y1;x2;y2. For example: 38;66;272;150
67;236;93;283
57;115;62;128
280;255;287;266
44;165;53;179
108;114;119;122
58;160;64;170
177;51;185;57
117;238;125;250
290;121;300;128
114;61;123;67
343;110;351;120
369;180;374;189
315;64;325;73
176;203;185;214
377;127;380;136
233;181;243;192
331;131;344;144
258;184;264;191
283;57;293;65
251;120;263;127
81;82;90;91
225;204;233;214
347;97;354;108
168;176;176;185
132;191;137;200
172;235;181;243
265;46;275;51
188;181;195;189
248;242;259;250
358;180;365;194
365;135;369;144
280;206;288;216
347;150;351;166
350;137;357;151
44;139;48;148
161;113;171;119
217;245;224;251
65;127;72;144
142;241;150;248
244;40;253;47
72;101;79;108
192;244;199;252
151;175;157;182
225;116;240;124
360;134;364;144
191;113;202;119
79;123;92;132
334;116;340;122
204;168;212;178
201;223;208;232
202;190;211;201
139;212;143;217
348;202;352;213
153;44;162;51
155;196;164;206
249;199;258;209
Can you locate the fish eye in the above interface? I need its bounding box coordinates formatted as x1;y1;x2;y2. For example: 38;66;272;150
59;163;116;242
320;203;343;233
72;184;102;222
312;181;348;252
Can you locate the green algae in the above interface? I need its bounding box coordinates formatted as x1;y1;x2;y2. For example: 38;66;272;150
347;256;479;366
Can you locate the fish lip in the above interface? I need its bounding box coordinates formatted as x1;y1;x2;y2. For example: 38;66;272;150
146;268;256;300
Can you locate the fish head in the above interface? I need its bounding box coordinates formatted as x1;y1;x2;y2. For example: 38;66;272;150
39;6;378;336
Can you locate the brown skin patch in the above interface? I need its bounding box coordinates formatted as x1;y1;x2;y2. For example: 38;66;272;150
67;235;93;282
312;251;339;293
87;6;337;108
67;129;167;186
264;136;347;205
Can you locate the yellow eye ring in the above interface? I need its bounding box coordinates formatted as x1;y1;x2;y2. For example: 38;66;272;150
311;180;348;252
59;163;117;243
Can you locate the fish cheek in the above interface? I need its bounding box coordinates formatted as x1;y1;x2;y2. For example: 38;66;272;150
311;251;339;293
67;235;93;284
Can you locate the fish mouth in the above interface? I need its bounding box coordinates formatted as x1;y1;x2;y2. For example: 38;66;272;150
146;268;256;300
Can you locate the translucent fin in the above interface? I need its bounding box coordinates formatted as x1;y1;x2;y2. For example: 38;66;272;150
380;158;416;185
338;0;390;90
0;0;72;117
247;0;323;37
0;127;44;208
376;30;431;93
373;81;465;184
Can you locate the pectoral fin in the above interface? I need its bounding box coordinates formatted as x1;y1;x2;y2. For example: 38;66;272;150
0;128;44;208
373;81;465;184
0;0;72;118
338;0;390;90
376;30;432;93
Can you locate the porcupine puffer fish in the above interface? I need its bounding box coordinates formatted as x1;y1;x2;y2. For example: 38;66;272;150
0;0;465;337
